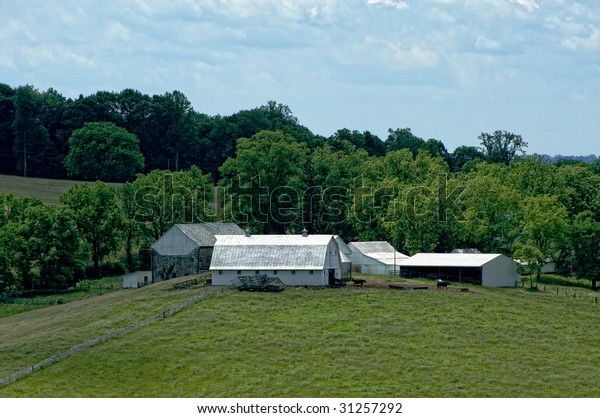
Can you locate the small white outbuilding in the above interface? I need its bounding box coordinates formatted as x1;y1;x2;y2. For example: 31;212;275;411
400;253;520;287
210;231;342;286
347;241;409;276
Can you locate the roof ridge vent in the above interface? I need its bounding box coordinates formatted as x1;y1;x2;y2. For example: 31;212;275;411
245;229;251;237
301;228;308;237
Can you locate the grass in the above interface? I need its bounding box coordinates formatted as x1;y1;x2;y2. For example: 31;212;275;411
0;174;121;205
0;276;206;379
0;276;125;319
1;277;599;398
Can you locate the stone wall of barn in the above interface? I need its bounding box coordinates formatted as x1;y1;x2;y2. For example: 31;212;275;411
151;247;214;281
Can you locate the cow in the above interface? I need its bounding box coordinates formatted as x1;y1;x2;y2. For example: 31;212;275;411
437;279;450;289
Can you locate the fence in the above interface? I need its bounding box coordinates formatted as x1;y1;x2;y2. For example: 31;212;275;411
0;287;227;389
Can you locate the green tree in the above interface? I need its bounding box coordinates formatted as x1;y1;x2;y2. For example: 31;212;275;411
561;211;600;290
129;167;214;240
479;130;528;165
459;169;521;253
518;195;568;283
12;86;57;177
60;182;124;277
24;205;85;289
220;130;308;233
513;243;544;288
149;91;196;171
0;83;16;174
449;145;485;172
64;121;144;182
385;127;425;156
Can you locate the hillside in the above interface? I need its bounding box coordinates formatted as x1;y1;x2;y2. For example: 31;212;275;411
1;278;599;397
0;174;121;205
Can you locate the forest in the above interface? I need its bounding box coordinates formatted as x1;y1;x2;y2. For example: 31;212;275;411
0;83;599;295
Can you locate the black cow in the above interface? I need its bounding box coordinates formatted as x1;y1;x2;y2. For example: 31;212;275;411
437;279;450;289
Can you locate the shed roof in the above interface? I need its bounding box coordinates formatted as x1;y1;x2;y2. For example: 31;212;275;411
401;253;504;268
348;241;409;264
334;236;353;255
151;223;244;255
210;234;336;270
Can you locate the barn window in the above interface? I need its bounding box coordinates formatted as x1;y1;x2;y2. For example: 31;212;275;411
291;270;296;275
255;270;260;274
237;270;241;275
218;270;223;275
273;270;278;275
309;270;314;275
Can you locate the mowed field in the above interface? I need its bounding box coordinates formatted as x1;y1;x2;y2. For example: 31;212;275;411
0;174;121;204
1;277;599;398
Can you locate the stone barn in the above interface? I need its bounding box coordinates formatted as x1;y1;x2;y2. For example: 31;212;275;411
151;223;244;281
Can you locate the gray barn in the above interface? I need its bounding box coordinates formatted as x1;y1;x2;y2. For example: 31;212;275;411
151;223;244;281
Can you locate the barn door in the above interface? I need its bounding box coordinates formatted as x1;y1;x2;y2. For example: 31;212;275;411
328;269;336;286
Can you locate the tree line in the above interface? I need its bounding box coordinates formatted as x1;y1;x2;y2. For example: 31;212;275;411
1;83;547;182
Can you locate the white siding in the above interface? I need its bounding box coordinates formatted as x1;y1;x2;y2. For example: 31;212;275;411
482;256;520;287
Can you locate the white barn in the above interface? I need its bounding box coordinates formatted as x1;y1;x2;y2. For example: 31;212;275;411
400;253;520;287
210;232;343;286
347;241;409;276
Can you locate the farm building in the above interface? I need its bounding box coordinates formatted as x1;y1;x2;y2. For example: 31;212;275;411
347;241;409;276
334;236;353;279
515;258;557;274
151;223;244;281
123;271;152;289
400;253;520;287
210;231;343;286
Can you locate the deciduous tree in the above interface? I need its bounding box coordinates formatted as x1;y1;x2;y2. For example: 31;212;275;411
60;182;124;277
478;130;527;165
64;121;144;182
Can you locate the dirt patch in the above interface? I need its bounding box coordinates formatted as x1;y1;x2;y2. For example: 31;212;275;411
347;278;475;293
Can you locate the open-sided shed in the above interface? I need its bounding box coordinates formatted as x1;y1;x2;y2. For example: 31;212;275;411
400;253;520;287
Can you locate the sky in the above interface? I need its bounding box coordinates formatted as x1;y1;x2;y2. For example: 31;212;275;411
1;0;599;156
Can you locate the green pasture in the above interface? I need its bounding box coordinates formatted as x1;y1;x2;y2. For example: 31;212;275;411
1;277;598;397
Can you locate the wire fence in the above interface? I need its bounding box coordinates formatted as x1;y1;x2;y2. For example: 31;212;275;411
0;287;227;389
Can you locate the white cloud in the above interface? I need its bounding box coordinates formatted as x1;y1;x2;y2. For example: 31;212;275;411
562;26;600;51
475;35;501;50
105;21;133;43
512;0;540;13
367;0;409;10
0;19;35;42
364;37;439;69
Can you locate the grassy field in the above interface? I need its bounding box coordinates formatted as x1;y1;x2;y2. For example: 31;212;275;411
1;276;599;398
0;174;121;205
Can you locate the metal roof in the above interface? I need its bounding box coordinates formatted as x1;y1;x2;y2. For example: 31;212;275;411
348;241;409;262
334;236;353;255
210;234;336;270
151;223;244;255
401;253;504;268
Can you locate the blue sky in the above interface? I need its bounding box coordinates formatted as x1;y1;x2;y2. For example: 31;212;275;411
1;0;599;155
